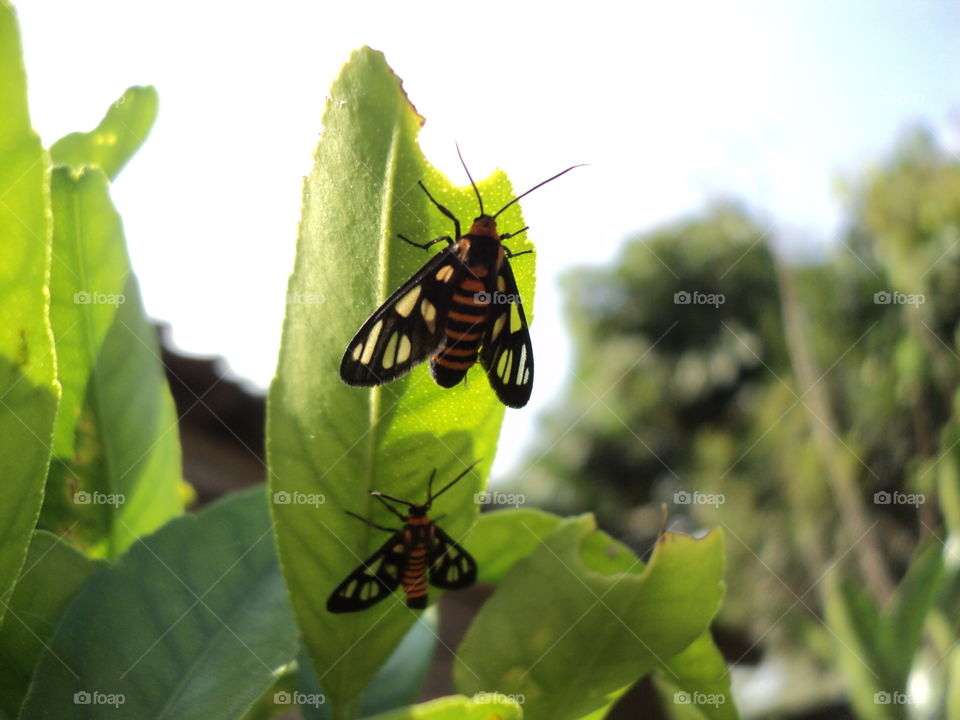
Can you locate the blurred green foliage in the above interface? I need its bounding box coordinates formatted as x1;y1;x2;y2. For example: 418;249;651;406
521;127;960;717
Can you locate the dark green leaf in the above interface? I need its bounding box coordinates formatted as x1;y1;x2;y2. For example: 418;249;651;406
877;540;945;682
0;531;104;717
298;610;439;720
20;488;298;720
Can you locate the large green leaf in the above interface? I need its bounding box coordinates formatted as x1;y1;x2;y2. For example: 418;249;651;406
0;531;105;717
655;631;740;720
267;47;533;715
50;86;158;180
40;166;183;557
0;0;60;630
20;487;298;720
454;518;726;720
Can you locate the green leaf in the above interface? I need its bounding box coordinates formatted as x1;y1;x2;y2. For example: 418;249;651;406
363;695;523;720
822;571;895;720
655;632;740;720
947;646;960;720
50;86;158;181
267;47;533;714
40;166;183;557
298;609;439;720
938;429;960;535
20;487;299;720
0;0;60;630
239;661;298;720
824;542;946;720
466;509;564;583
454;518;726;720
0;531;104;717
569;686;631;720
877;540;945;682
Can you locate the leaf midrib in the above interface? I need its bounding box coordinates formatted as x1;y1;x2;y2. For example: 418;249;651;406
68;174;125;558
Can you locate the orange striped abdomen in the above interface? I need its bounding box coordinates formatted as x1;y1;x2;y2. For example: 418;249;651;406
431;273;489;387
402;542;429;609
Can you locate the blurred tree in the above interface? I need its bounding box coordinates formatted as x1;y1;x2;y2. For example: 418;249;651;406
515;127;960;717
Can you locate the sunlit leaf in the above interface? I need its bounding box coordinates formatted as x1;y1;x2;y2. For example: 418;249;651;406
50;86;158;180
41;167;183;557
455;518;726;720
0;0;60;631
267;46;533;712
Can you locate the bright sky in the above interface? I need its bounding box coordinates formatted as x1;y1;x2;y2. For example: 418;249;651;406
16;1;960;475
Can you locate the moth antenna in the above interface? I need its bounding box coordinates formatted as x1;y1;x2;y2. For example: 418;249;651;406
494;164;587;219
428;459;482;507
456;143;484;216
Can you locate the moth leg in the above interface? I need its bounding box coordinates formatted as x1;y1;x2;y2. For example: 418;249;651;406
502;244;533;259
417;180;462;240
398;234;454;251
500;226;528;241
345;510;398;534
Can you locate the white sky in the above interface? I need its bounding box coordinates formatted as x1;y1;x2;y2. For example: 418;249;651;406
16;1;960;475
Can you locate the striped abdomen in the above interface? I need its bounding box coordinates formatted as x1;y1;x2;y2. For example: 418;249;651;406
431;271;490;387
402;529;430;609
